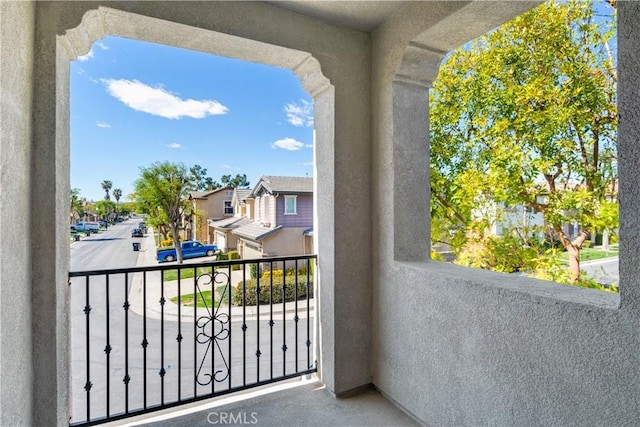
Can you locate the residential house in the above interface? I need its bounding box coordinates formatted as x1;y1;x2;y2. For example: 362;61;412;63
5;2;640;426
208;188;253;252
233;175;313;259
188;186;234;244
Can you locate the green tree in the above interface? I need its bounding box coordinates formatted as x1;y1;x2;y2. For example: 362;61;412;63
221;174;250;188
70;188;83;222
190;164;221;191
134;162;196;263
430;0;617;284
113;188;122;216
94;200;116;220
101;180;113;200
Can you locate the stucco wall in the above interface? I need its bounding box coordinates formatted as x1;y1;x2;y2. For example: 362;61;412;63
21;3;372;425
7;1;635;425
371;2;640;425
0;2;35;425
262;227;309;257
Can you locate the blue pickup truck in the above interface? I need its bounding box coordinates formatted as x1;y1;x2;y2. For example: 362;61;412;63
156;241;218;263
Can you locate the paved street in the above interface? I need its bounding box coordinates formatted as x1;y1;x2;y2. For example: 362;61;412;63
581;257;619;286
70;219;315;424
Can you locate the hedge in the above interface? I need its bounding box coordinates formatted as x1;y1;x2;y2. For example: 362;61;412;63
232;275;313;306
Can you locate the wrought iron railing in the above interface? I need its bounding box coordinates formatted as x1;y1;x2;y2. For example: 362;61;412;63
69;255;317;426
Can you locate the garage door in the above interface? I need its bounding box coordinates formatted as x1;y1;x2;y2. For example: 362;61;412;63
216;231;227;252
242;241;262;260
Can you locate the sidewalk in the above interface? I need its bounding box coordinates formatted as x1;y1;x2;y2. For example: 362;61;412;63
127;229;314;322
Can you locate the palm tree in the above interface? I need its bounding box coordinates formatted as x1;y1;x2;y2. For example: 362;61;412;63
101;180;112;200
113;188;122;216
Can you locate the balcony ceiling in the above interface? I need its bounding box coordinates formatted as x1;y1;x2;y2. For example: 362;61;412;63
265;1;410;32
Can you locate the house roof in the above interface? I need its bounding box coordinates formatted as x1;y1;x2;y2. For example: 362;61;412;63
232;221;284;241
189;186;233;200
208;216;250;229
250;175;313;197
234;188;252;201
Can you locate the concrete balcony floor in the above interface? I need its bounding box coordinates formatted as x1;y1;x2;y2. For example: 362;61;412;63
121;379;418;427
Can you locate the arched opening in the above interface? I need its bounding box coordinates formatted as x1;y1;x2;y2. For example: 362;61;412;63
59;7;332;424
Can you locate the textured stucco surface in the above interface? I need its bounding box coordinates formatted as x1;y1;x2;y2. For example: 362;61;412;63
24;1;372;423
371;1;640;425
3;1;640;425
0;1;35;425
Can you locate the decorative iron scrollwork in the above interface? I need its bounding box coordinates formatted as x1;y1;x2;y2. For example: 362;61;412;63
195;269;231;386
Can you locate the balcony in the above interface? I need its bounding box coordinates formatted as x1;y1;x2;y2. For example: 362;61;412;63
69;253;317;425
118;379;417;426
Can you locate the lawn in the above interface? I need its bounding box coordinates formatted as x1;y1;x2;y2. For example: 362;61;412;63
163;266;213;282
558;246;618;263
170;285;230;308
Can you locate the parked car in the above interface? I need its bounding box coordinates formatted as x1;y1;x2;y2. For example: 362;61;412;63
131;228;144;238
70;221;99;232
156;241;218;263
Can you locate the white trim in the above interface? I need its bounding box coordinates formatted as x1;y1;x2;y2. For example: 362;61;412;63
284;195;298;215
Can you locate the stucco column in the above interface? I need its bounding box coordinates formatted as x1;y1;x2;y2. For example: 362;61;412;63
392;44;445;261
392;81;430;261
29;4;75;425
618;0;640;311
296;49;373;395
0;2;36;425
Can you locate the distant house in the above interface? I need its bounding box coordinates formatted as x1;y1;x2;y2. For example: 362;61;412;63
232;175;313;259
208;188;253;252
188;186;234;244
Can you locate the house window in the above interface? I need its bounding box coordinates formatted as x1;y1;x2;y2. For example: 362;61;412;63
224;200;233;215
225;190;233;196
284;195;297;215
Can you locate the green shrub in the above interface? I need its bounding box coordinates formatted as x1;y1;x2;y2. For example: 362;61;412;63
582;240;593;249
217;252;229;261
226;251;241;270
262;269;284;280
249;263;260;279
232;275;313;306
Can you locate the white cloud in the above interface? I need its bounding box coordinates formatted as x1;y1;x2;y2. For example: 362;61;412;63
284;100;313;127
97;42;109;50
167;142;182;149
96;121;111;128
102;79;229;119
272;137;305;151
302;161;313;166
221;164;233;170
77;49;94;62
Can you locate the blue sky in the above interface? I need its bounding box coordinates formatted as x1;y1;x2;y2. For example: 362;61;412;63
70;36;314;202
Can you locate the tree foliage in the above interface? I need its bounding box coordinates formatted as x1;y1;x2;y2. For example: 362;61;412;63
134;162;195;263
190;164;221;191
101;180;113;200
221;174;250;189
94;200;116;219
70;188;83;221
430;0;617;285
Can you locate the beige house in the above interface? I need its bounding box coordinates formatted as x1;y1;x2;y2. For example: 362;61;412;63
208;188;253;252
188;186;234;244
